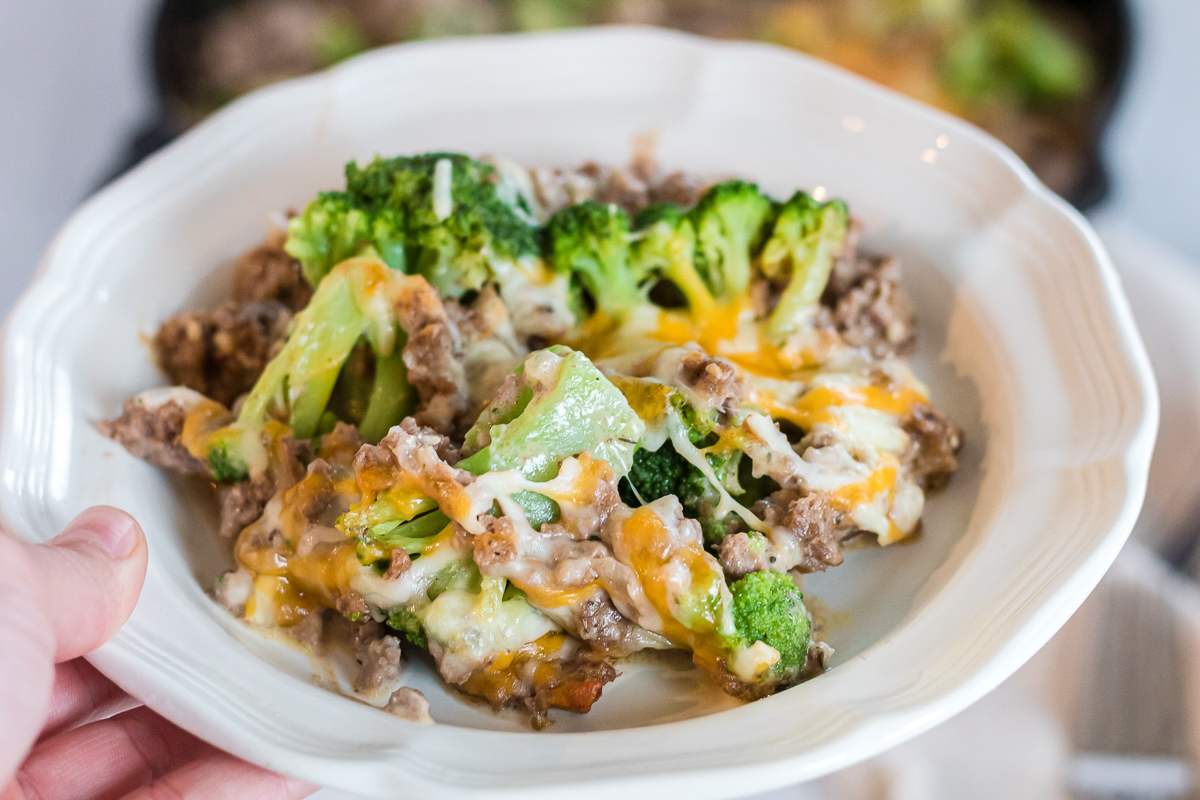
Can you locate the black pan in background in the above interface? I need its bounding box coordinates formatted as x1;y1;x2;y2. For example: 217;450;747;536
111;0;1133;211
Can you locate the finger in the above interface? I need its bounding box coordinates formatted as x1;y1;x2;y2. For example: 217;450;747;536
0;507;147;781
40;660;139;742
124;752;316;800
15;706;208;800
24;506;148;661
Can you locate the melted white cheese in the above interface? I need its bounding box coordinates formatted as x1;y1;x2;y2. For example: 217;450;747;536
421;590;559;684
432;158;454;221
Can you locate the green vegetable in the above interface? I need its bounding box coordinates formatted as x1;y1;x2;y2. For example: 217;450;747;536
190;259;418;482
729;570;812;684
316;18;369;66
286;153;540;295
544;201;646;320
510;0;603;30
632;203;717;317
237;259;415;441
426;560;482;600
386;607;428;649
689;180;775;301
759;192;851;340
942;0;1093;106
459;346;645;481
204;433;251;484
353;346;645;550
350;153;540;297
619;440;746;548
620;443;699;507
286;193;406;287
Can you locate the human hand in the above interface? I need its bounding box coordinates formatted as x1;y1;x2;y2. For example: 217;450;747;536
0;507;315;800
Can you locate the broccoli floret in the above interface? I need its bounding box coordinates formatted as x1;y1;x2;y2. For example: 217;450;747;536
760;192;851;340
619;441;744;548
285;153;540;295
285;192;406;287
386;607;428;649
346;153;540;298
729;570;812;683
610;375;746;542
620;444;694;507
632;203;718;318
545;201;645;320
689;180;776;301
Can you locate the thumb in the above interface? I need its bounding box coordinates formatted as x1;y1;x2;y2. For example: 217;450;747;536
20;506;149;662
0;507;147;781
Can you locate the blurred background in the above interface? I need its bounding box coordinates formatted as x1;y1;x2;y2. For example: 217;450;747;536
3;1;1200;798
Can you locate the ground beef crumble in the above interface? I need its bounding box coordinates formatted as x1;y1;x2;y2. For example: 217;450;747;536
99;398;206;475
232;230;312;312
822;254;916;358
905;404;963;490
153;300;292;408
753;491;846;575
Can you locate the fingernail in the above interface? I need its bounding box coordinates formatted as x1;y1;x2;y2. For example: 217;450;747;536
56;507;141;560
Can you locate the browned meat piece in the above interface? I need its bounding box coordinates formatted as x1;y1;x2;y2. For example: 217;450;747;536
650;171;706;207
218;436;309;538
824;255;915;359
285;610;324;650
99;398;205;475
800;640;834;682
316;422;362;466
383;549;413;581
632;345;745;418
395;279;467;434
576;596;659;655
526;658;618;729
677;349;744;414
335;591;370;620
905;404;963;490
531;159;707;218
352;439;401;496
717;532;771;580
218;477;276;539
822;221;865;298
594;166;651;215
355;421;475;526
153;300;291;408
350;618;387;662
754;491;845;574
384;687;431;722
474;516;518;570
233;232;312;311
354;635;405;700
446;286;527;424
445;285;509;344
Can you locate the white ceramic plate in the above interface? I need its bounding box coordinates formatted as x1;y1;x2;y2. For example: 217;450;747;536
0;27;1157;800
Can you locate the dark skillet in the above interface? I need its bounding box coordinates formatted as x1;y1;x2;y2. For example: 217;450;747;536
113;0;1132;211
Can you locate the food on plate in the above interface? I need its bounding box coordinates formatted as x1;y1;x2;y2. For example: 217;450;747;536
104;152;961;726
165;0;1100;196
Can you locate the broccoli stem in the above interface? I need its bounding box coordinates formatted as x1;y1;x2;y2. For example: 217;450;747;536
237;264;368;438
358;340;415;443
237;258;416;441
